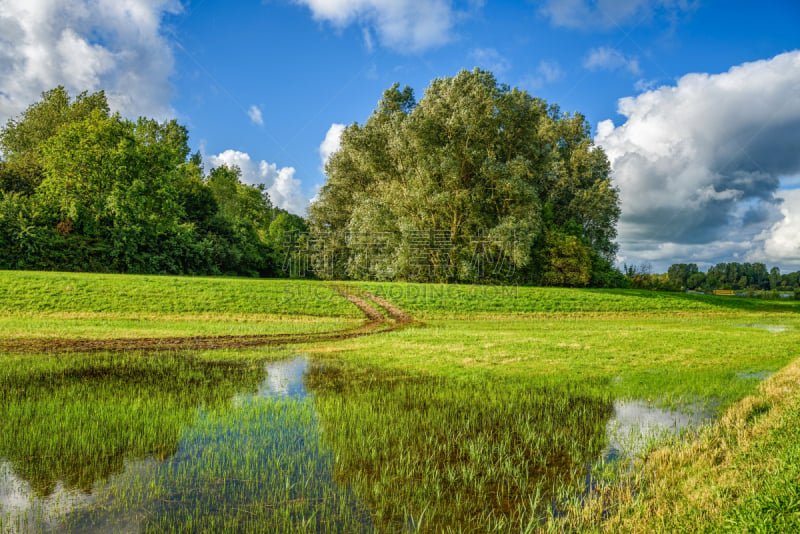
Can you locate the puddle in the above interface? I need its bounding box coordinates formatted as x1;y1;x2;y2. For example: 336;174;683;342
237;355;311;401
602;400;715;461
736;370;773;380
0;462;98;533
0;355;377;533
737;324;790;333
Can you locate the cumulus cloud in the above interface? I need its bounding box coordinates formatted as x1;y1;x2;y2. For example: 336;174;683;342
248;105;264;126
520;59;565;90
469;48;511;76
596;51;800;270
753;189;800;266
319;123;345;168
0;0;180;125
292;0;460;52
540;0;693;30
583;47;640;74
207;150;310;216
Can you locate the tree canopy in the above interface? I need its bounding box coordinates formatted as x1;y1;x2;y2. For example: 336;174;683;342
0;87;288;276
309;69;621;285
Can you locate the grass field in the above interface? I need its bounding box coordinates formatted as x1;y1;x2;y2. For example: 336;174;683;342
1;271;798;532
0;271;361;341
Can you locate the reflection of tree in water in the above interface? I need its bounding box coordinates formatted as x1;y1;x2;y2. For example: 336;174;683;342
306;366;614;532
0;352;264;496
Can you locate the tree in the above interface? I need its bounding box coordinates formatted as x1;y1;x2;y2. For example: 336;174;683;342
309;69;620;284
0;87;109;194
0;87;281;277
769;266;781;290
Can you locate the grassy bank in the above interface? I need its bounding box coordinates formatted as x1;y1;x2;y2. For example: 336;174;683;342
552;356;800;533
0;270;361;341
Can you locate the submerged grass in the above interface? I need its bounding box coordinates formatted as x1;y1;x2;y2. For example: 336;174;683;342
0;350;377;533
306;365;613;532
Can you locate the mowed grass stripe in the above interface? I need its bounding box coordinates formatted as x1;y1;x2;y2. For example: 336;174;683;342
0;271;359;317
352;282;800;317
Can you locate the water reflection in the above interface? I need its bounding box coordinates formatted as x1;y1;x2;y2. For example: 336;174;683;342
603;400;715;461
737;324;789;333
254;356;310;399
1;353;725;533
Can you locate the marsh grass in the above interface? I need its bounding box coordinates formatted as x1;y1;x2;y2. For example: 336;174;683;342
0;352;379;533
305;365;615;532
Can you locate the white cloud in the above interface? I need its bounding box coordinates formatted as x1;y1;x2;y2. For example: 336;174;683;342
540;0;694;30
0;0;180;125
207;150;310;216
753;189;800;267
596;51;800;270
292;0;459;52
469;48;511;76
583;47;640;75
520;59;565;90
319;123;345;168
248;105;264;126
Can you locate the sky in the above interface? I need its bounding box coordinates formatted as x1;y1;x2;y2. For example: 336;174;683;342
1;0;799;272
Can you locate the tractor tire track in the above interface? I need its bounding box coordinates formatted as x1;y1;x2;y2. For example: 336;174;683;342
0;286;416;353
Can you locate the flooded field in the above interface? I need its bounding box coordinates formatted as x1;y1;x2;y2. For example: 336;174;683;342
0;353;721;533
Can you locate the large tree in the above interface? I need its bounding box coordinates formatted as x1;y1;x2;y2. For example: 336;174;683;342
309;69;620;285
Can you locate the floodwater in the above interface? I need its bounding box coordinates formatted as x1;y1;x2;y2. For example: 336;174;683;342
737;324;790;333
602;400;716;462
1;355;727;532
0;355;375;533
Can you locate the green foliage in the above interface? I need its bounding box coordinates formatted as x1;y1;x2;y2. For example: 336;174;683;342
309;69;620;284
0;87;286;276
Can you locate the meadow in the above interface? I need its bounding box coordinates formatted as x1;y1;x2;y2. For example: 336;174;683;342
0;271;798;532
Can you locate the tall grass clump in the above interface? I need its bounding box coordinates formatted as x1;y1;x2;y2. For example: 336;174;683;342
306;366;615;532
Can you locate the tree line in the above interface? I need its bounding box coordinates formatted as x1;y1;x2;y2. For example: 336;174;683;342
625;262;800;293
1;73;626;286
0;87;306;276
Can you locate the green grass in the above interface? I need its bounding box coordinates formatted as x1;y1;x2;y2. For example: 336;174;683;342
0;270;361;341
0;270;359;317
309;314;800;410
1;272;800;532
0;313;360;340
351;282;800;317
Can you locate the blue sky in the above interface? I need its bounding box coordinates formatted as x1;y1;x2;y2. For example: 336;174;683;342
1;0;799;271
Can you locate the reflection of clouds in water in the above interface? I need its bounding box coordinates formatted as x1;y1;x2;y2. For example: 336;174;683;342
738;324;789;333
257;356;310;399
0;458;165;533
0;461;96;532
604;400;713;460
232;356;311;406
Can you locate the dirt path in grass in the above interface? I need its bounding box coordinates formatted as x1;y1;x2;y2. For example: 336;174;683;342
0;287;416;353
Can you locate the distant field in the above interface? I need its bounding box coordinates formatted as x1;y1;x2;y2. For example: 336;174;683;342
351;281;800;317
